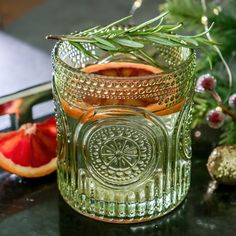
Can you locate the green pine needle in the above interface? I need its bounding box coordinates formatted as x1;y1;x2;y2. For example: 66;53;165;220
46;12;215;65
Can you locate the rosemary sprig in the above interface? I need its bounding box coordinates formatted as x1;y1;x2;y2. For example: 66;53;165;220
46;12;216;65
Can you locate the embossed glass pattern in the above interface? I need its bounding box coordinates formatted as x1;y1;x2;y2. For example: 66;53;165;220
52;39;196;223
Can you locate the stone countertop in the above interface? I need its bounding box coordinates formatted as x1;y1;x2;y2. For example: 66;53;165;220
0;152;236;236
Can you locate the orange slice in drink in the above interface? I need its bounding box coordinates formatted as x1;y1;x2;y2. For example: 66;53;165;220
61;62;183;119
82;62;162;76
0;117;57;178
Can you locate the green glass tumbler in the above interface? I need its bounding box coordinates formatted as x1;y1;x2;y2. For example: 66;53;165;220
51;40;196;223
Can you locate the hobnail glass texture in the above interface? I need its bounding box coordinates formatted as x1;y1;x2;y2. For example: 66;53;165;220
52;39;196;223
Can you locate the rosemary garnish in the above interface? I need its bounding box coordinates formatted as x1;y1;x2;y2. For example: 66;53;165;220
46;12;216;66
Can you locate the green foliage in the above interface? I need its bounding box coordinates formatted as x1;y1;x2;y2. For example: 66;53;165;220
161;0;236;145
161;0;236;66
192;95;214;129
220;121;236;145
160;0;205;27
47;13;214;66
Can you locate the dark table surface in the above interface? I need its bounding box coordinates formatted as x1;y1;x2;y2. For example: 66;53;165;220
0;0;236;235
1;145;236;236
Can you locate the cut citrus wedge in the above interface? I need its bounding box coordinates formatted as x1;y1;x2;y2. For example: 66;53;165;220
0;117;57;178
0;99;22;116
61;62;182;119
81;62;163;76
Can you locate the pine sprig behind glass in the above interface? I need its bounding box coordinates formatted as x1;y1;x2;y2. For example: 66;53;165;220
161;0;236;144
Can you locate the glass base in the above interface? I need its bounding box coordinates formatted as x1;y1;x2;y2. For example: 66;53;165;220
60;191;188;224
57;166;190;223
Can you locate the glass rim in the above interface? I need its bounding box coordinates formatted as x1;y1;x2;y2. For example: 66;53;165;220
52;41;196;81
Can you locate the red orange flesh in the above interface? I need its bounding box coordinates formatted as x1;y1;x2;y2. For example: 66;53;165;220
61;62;183;119
0;117;57;177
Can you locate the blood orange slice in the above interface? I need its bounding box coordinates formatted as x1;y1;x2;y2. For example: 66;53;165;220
0;99;22;116
81;62;163;76
0;117;57;178
62;62;182;119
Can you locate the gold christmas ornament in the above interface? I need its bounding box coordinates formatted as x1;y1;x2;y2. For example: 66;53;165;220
207;145;236;185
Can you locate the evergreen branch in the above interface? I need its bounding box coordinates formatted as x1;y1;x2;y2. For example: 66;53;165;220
200;0;233;102
220;121;236;145
192;95;213;128
161;0;236;145
46;13;215;64
185;22;215;38
70;41;98;59
95;15;133;34
128;12;169;32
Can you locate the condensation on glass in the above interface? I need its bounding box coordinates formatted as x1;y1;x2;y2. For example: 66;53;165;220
52;38;196;223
